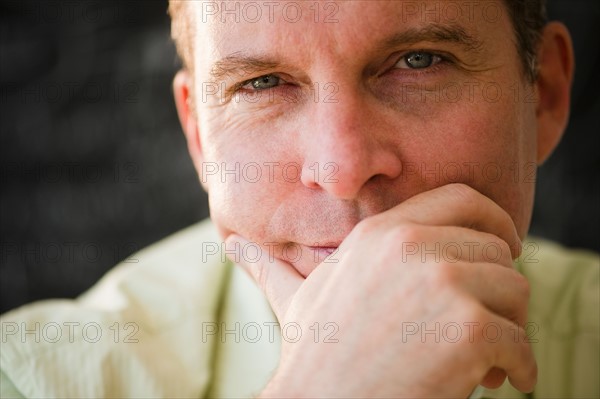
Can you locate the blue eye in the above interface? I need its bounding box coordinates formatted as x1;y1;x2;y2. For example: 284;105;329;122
395;52;442;69
242;74;281;90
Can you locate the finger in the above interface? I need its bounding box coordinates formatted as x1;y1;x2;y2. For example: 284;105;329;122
225;234;304;321
399;225;529;326
398;225;514;269
479;313;538;393
455;262;530;328
377;184;522;258
481;367;508;389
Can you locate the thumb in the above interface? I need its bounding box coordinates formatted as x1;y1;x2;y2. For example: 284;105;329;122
225;234;304;321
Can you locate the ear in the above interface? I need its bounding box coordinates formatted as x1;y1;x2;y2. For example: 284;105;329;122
173;70;207;187
535;22;575;164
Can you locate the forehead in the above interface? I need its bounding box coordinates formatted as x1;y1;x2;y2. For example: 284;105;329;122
190;0;513;77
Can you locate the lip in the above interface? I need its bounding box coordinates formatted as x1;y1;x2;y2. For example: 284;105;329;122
283;244;341;277
307;246;339;256
304;245;340;264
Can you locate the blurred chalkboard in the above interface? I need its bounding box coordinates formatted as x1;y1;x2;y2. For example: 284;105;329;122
529;0;600;252
0;1;209;313
0;0;598;313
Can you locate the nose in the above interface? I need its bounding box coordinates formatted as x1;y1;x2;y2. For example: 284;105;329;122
300;88;403;200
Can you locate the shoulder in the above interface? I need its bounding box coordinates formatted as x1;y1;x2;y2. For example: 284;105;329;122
484;237;599;399
523;237;599;398
0;219;231;398
518;236;599;335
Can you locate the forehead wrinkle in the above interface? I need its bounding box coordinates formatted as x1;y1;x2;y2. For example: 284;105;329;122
202;8;489;85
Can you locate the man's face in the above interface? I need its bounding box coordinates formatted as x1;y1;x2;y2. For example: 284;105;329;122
190;0;539;276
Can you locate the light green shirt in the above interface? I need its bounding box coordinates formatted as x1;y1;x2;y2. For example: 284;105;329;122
1;219;598;398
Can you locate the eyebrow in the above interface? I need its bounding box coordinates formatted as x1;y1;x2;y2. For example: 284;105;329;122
378;24;484;53
210;52;281;84
209;23;484;83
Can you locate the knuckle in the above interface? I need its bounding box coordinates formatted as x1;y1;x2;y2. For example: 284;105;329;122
512;271;531;301
352;217;380;239
484;235;513;267
446;182;478;202
429;261;461;287
458;300;489;329
390;224;424;244
499;240;512;263
450;301;492;348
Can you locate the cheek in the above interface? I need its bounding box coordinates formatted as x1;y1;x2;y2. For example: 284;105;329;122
398;92;536;237
199;109;300;242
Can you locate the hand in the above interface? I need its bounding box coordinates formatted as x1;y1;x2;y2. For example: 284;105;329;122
226;183;536;398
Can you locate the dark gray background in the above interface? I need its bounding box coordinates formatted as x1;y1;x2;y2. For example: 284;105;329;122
1;0;598;313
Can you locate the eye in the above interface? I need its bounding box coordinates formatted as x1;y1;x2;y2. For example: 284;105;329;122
395;52;443;69
241;74;281;90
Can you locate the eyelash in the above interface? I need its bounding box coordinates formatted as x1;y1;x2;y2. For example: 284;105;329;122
386;50;452;77
234;50;452;93
236;75;288;92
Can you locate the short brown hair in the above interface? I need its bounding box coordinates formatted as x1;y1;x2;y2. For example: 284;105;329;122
169;1;194;72
168;0;547;82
